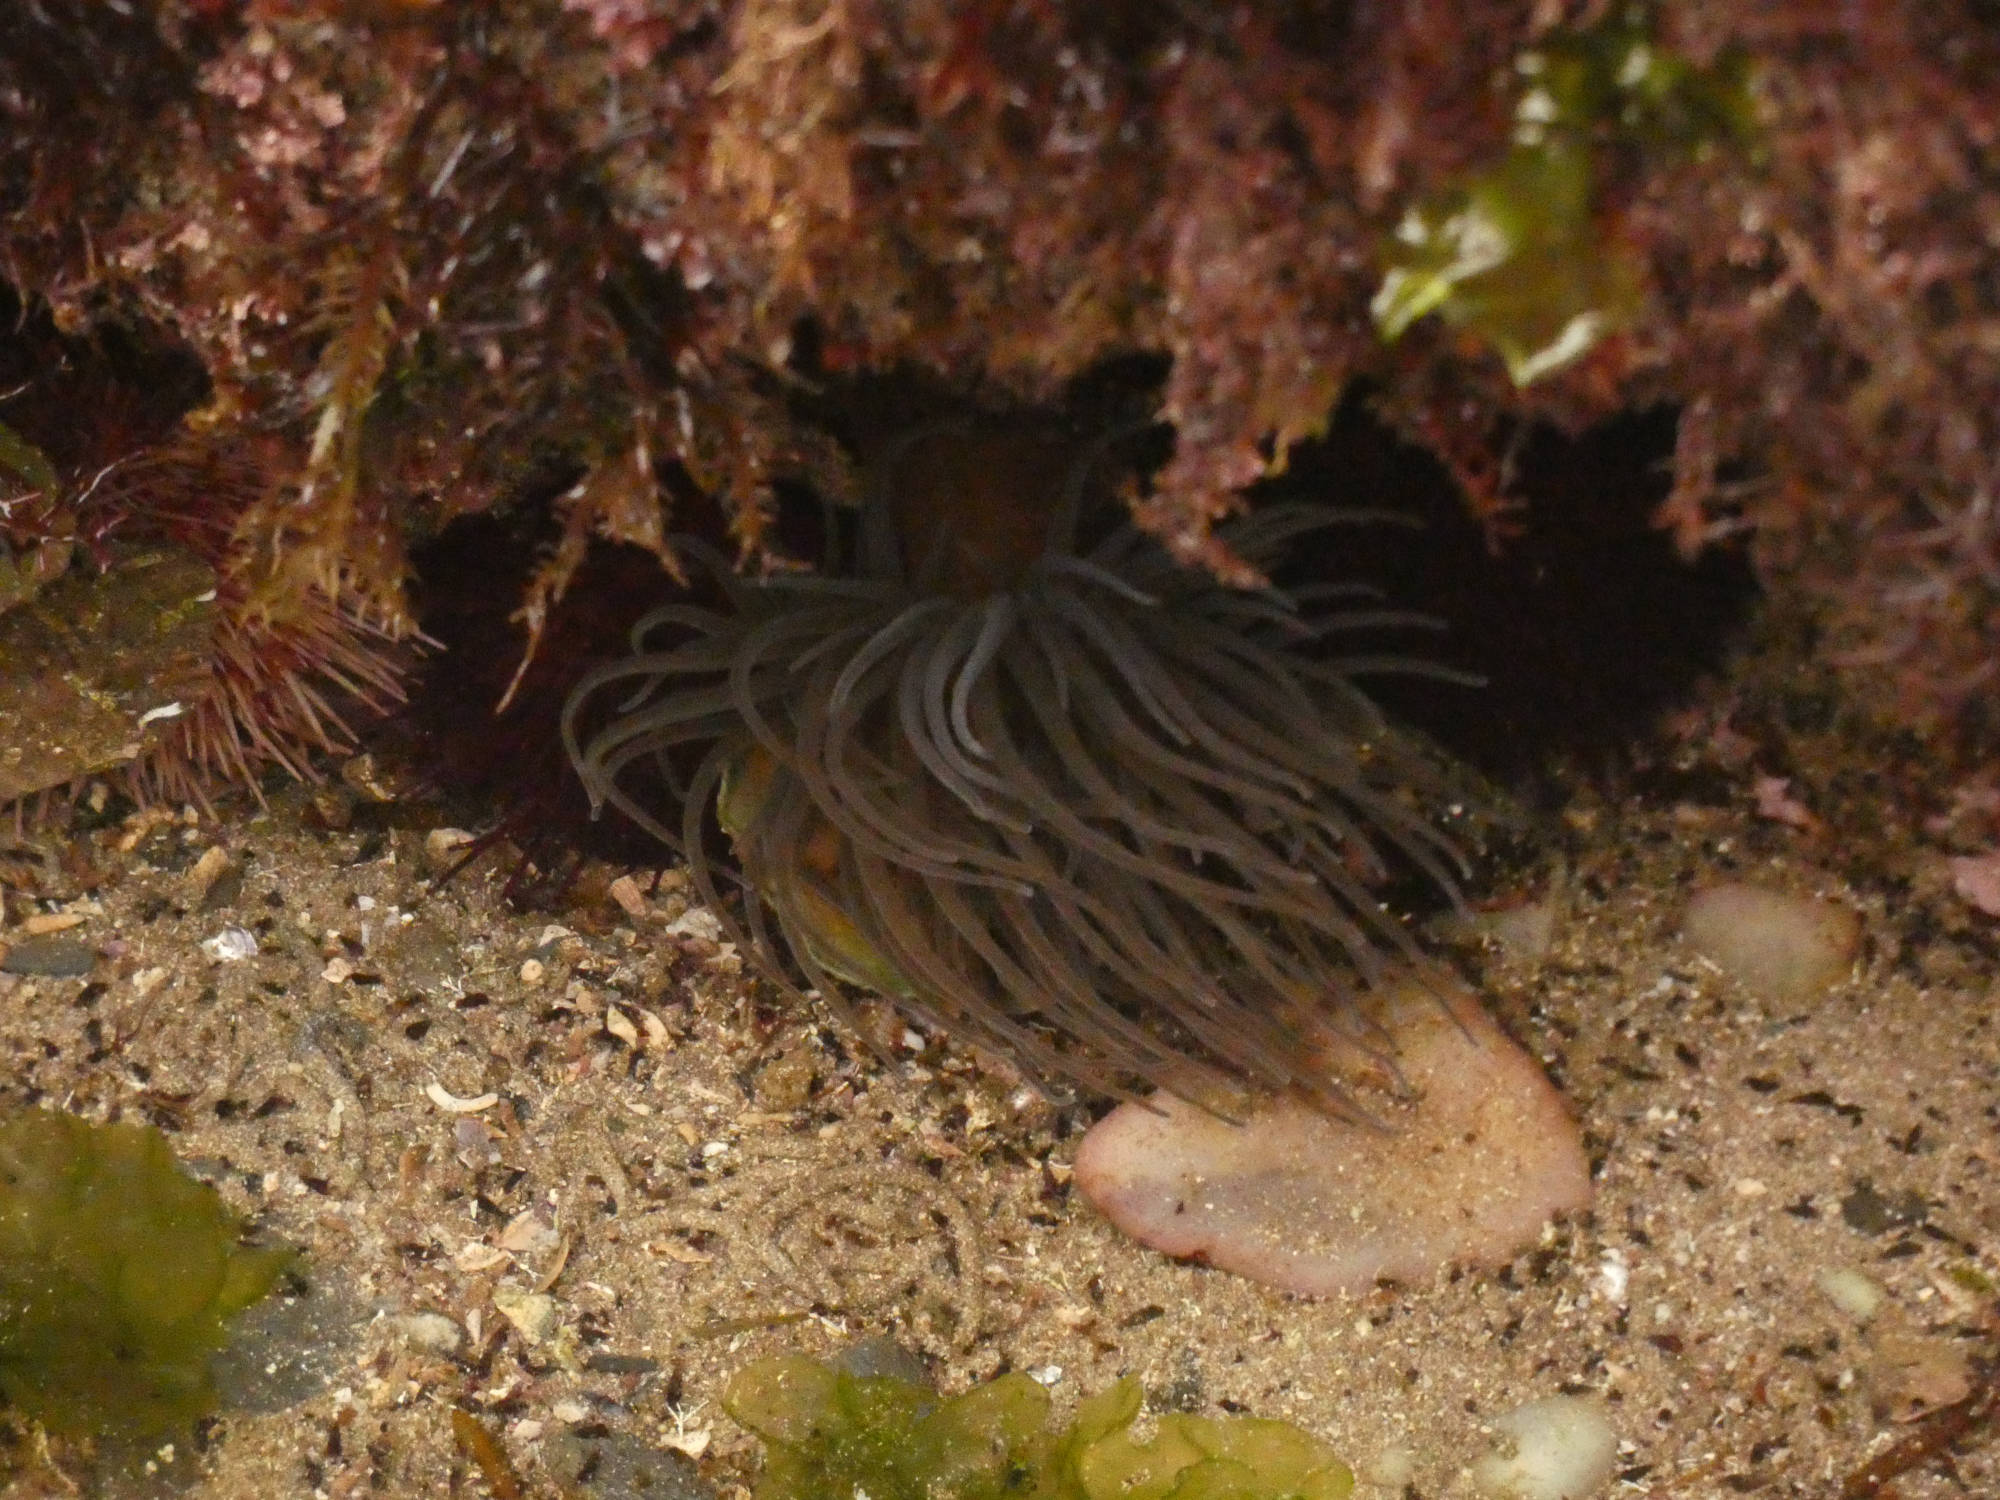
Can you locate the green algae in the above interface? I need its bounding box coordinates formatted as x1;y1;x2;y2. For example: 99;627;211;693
0;1110;293;1439
1374;7;1758;384
725;1355;1354;1500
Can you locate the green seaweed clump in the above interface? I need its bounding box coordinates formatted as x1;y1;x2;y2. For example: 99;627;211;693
1373;6;1757;384
725;1355;1353;1500
0;1110;292;1438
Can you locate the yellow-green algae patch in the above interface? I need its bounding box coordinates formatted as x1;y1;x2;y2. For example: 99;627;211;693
1374;8;1758;384
0;1110;292;1438
726;1354;1354;1500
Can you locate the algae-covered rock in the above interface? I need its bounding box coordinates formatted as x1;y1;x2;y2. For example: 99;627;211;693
0;1110;292;1438
724;1355;1353;1500
0;543;218;803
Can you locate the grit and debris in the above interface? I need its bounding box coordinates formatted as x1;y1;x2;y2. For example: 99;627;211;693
1;634;1997;1500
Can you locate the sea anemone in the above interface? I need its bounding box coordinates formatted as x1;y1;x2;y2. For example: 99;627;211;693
563;421;1484;1108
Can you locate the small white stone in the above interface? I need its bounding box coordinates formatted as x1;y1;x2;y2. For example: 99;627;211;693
1817;1266;1885;1322
1595;1249;1629;1305
1471;1395;1618;1500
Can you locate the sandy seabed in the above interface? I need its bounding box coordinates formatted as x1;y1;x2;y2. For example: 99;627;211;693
1;681;1996;1500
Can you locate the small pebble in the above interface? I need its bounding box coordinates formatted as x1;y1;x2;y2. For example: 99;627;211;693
1471;1395;1618;1500
423;827;476;873
20;911;84;936
186;844;235;907
396;1311;466;1356
607;874;649;918
0;936;97;977
753;1046;817;1112
1682;881;1859;1004
454;1116;500;1167
491;1287;557;1344
664;907;723;943
339;752;399;802
308;786;357;830
1482;899;1558;962
1817;1266;1885;1322
604;1007;641;1048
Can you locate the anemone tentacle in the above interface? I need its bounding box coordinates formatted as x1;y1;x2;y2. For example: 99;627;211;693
563;433;1484;1112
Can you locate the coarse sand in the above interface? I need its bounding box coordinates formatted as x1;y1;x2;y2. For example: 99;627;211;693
1;645;1996;1499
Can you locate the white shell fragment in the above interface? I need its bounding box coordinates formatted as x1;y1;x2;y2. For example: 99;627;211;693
665;906;724;942
1470;1395;1618;1500
201;926;260;962
425;1081;501;1113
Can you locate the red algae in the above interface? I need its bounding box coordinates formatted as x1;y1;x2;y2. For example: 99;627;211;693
1;2;1996;737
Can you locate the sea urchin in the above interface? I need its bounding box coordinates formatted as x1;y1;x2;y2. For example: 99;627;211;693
563;422;1484;1108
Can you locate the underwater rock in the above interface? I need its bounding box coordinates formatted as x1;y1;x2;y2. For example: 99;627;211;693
1073;978;1591;1296
1681;881;1860;1005
0;544;217;803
